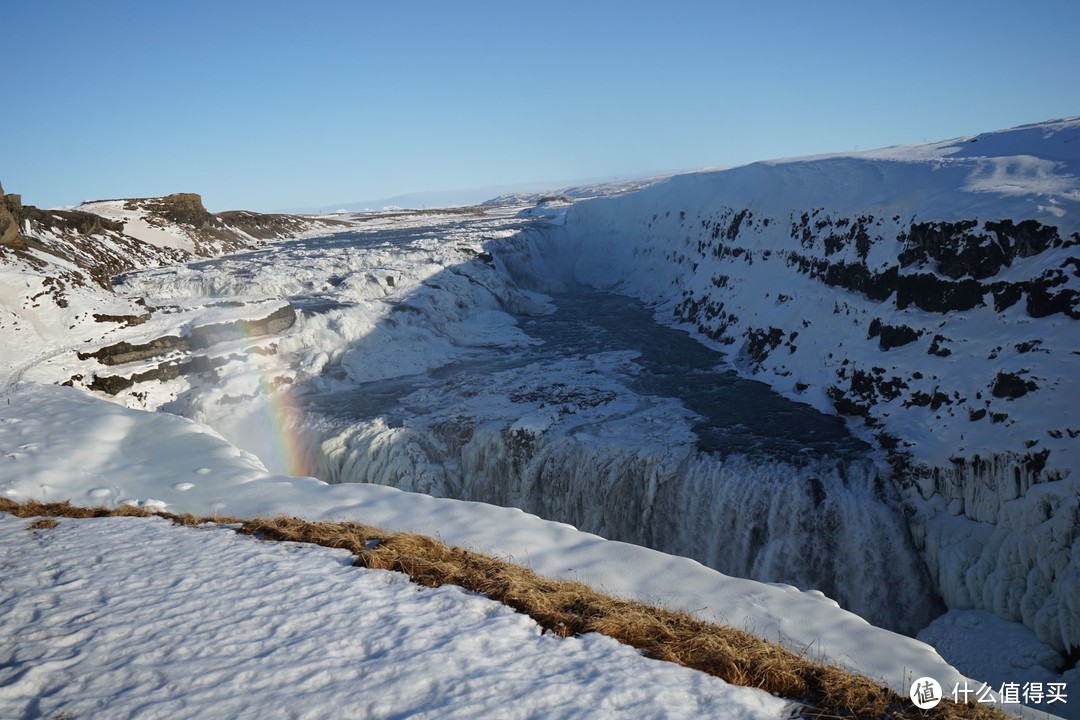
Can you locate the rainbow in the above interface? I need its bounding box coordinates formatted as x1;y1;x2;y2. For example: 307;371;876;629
231;311;314;479
255;374;311;478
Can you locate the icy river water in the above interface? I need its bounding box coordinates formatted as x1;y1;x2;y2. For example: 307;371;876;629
307;286;869;463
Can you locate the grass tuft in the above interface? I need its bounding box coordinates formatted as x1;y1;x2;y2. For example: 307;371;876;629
0;499;1012;720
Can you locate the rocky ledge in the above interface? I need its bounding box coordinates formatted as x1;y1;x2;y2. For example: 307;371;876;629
77;302;296;395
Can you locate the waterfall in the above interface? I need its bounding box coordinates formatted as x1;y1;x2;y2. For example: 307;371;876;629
301;414;941;634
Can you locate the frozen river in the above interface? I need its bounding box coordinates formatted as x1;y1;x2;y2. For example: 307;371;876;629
305;285;869;463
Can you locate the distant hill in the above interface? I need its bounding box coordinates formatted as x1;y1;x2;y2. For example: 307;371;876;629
296;174;671;214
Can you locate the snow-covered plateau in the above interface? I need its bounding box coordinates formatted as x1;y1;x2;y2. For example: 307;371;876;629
1;118;1078;718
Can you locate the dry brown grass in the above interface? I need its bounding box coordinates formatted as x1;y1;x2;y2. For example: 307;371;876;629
0;498;1012;720
27;516;59;530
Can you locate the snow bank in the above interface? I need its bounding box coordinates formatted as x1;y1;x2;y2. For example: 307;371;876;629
0;512;791;719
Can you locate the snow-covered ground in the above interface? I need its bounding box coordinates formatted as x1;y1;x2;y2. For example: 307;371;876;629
0;512;792;720
77;199;203;254
0;383;1069;718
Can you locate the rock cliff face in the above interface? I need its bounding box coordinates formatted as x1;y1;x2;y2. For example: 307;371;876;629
500;117;1080;655
0;181;27;250
77;194;347;258
116;193;262;255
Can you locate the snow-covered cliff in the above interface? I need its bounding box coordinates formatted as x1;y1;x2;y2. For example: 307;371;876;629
494;118;1080;655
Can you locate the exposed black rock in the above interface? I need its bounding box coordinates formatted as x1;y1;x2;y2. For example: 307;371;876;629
928;334;952;357
188;304;296;349
89;354;234;395
895;272;985;313
991;372;1038;399
78;335;185;366
874;322;920;351
899;219;1061;280
745;326;784;365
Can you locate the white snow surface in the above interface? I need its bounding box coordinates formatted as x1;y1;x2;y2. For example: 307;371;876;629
918;610;1078;692
0;512;792;720
1;383;1066;718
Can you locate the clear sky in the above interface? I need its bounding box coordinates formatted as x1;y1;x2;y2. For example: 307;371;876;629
2;0;1077;212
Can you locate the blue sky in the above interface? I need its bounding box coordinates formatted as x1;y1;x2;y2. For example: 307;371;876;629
2;0;1077;212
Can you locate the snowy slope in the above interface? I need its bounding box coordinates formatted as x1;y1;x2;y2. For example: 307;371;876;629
78;198;205;254
493;118;1080;655
0;512;791;720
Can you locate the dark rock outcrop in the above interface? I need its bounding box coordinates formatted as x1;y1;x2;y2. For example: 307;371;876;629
89;354;235;396
899;219;1062;280
0;181;27;250
991;371;1038;399
867;319;921;350
779;218;1078;319
78;336;185;366
131;193;213;228
79;304;296;367
188;304;297;349
123;193;250;256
